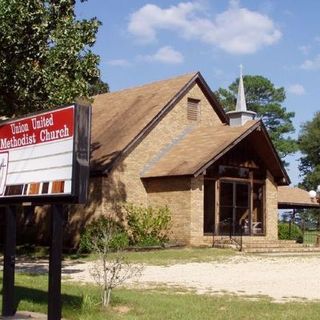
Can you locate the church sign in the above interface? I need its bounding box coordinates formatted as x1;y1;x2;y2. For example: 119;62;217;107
0;104;91;204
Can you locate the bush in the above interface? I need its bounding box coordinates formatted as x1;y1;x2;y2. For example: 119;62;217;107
79;217;129;253
278;222;303;242
123;203;171;247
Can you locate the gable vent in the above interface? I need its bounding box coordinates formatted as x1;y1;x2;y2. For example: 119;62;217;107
187;98;200;121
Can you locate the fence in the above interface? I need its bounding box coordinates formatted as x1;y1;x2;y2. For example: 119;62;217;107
288;218;320;245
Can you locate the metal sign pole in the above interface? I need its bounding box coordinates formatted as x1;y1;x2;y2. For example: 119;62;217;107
2;206;17;317
48;204;64;320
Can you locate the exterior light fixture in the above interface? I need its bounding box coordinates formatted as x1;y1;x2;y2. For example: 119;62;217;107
309;185;320;203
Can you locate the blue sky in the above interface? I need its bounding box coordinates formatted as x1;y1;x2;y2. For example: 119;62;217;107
76;0;320;186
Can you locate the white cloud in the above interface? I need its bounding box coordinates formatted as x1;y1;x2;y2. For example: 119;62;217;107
107;59;130;67
142;46;184;64
128;1;281;54
287;84;306;95
298;45;310;55
300;55;320;70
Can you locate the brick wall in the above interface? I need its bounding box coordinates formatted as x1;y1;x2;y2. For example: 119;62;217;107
110;83;223;206
265;170;279;240
190;175;205;245
97;83;223;244
144;177;192;244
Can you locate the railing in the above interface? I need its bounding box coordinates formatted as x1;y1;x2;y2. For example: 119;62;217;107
215;219;244;251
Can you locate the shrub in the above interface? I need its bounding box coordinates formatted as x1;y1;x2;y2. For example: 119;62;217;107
123;203;171;247
278;222;303;242
79;217;129;253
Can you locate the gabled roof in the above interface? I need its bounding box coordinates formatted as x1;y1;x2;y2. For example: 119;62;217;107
142;120;290;185
278;186;320;209
90;72;228;173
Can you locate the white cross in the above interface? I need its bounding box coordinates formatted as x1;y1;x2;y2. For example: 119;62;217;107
240;64;243;77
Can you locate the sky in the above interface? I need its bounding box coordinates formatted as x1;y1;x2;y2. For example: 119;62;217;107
76;0;320;186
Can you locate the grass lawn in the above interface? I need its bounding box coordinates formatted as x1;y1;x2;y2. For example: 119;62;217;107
69;247;236;265
2;246;236;266
1;273;320;319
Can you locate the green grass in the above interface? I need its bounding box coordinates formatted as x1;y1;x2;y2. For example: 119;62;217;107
1;273;320;319
303;230;319;245
1;246;236;266
68;247;236;265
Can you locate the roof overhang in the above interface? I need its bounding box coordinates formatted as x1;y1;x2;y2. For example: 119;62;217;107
194;121;290;185
278;186;320;209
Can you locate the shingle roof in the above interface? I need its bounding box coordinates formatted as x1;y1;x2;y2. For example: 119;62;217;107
142;120;290;185
278;186;320;208
90;72;227;173
142;121;260;178
90;73;197;171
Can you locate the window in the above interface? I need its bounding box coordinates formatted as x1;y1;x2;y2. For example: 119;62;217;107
203;179;215;233
187;98;200;121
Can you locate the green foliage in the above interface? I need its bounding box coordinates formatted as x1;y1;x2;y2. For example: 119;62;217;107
0;0;103;117
278;222;303;242
123;203;172;247
79;216;129;253
298;112;320;190
88;78;109;96
79;203;172;251
215;75;297;162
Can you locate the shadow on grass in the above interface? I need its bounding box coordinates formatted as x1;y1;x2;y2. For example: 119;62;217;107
0;282;83;315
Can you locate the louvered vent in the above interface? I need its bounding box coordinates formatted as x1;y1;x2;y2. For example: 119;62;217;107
187;98;200;121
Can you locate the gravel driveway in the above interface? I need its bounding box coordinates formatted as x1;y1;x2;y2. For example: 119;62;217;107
6;254;320;302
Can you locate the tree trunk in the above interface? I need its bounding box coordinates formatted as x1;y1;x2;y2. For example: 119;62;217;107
103;288;107;306
106;288;112;307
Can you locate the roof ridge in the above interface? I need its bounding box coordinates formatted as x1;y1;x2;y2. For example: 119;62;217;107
92;72;198;98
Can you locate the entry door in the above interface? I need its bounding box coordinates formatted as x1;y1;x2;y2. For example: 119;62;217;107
219;181;250;235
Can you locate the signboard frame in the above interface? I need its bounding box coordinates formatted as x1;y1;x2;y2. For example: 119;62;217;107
0;104;91;205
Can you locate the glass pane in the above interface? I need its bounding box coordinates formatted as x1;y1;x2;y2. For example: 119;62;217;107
203;179;215;233
219;207;233;235
252;184;264;234
220;182;233;206
219;165;249;178
237;207;250;235
236;183;249;207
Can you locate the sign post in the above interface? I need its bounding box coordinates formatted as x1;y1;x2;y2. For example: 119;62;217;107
2;206;17;317
48;205;64;320
0;104;91;319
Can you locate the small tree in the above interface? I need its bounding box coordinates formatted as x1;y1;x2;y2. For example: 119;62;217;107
84;217;142;307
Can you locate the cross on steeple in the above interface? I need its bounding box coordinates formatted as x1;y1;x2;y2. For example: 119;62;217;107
235;64;247;112
226;65;257;126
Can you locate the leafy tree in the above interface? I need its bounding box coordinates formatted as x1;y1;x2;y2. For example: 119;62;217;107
216;75;297;161
298;112;320;190
298;112;320;228
88;78;109;96
0;0;103;117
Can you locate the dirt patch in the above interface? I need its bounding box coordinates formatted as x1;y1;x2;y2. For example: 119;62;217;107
62;254;320;302
113;305;131;314
9;253;320;302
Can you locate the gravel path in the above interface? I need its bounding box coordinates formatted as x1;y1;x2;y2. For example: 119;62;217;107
6;254;320;302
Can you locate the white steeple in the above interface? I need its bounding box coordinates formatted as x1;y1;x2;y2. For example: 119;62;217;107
226;65;256;127
235;64;247;112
